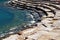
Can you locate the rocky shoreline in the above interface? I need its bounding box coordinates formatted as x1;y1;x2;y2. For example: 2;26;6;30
1;0;60;40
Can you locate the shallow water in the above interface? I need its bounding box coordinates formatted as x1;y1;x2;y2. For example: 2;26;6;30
0;0;33;35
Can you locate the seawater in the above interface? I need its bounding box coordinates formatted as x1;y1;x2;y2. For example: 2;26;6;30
0;0;33;36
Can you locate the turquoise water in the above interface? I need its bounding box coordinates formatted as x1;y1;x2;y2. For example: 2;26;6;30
0;0;33;35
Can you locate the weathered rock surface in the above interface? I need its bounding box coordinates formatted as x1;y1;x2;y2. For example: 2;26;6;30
3;34;20;40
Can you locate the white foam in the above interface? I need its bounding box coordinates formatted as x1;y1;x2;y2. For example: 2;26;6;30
27;14;35;21
8;32;14;34
10;27;17;30
30;21;36;24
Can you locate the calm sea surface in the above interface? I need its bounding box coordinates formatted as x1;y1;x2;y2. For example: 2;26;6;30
0;0;33;35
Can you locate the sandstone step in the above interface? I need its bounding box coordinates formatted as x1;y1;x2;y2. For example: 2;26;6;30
38;6;51;12
42;5;56;10
40;5;56;15
45;4;60;10
47;12;55;17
